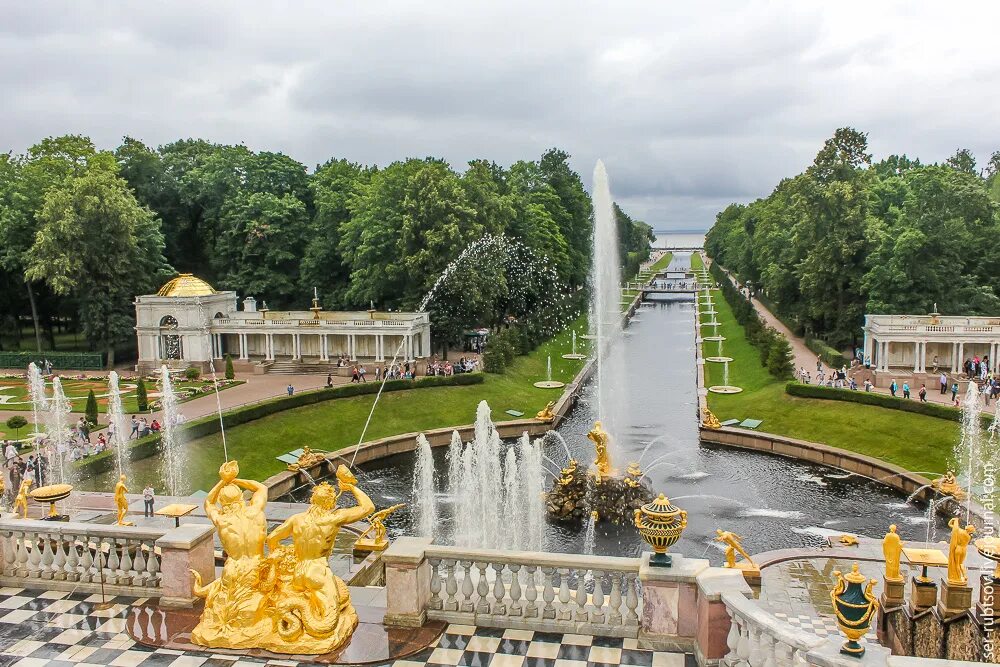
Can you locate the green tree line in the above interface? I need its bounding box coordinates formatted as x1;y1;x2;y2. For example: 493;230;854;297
705;127;1000;348
0;135;653;364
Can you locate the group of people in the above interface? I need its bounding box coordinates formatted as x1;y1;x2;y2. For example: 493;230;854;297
797;362;853;389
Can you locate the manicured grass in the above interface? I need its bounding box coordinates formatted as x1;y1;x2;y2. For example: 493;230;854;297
693;253;959;475
647;252;675;272
0;376;242;414
0;419;35;441
91;317;593;493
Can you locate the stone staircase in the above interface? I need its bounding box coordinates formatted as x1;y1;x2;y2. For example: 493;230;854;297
263;359;345;375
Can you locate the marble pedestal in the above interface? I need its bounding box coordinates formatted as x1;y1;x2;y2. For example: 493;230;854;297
939;578;973;617
882;577;905;608
911;576;938;611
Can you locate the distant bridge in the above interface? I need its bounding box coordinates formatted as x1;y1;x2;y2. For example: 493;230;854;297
653;246;704;252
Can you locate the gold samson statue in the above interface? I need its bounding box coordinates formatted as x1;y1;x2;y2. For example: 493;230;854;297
190;461;374;654
588;421;613;478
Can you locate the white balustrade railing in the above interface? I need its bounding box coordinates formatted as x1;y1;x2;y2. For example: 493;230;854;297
423;546;641;637
0;519;164;594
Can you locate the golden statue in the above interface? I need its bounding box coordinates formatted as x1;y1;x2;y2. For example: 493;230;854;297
190;461;373;654
287;446;326;472
715;529;757;570
13;479;32;519
882;525;904;582
588;421;612;478
932;470;967;501
946;518;975;585
624;462;643;488
838;535;859;546
115;475;134;526
701;408;721;429
355;503;405;552
535;401;556;422
558;459;578;486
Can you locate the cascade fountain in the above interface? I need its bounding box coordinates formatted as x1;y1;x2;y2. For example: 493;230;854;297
412;434;437;539
106;371;131;479
27;363;47;452
46;377;74;486
159;365;185;495
708;359;743;394
534;354;565;389
562;330;586;360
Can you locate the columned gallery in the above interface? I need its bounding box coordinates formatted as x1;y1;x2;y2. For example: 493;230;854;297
862;313;1000;374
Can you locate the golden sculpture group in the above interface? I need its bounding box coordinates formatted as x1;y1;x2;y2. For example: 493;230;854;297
190;461;374;654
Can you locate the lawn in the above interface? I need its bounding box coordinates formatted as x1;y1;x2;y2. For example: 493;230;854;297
82;317;594;493
646;252;675;272
0;375;242;414
692;253;960;475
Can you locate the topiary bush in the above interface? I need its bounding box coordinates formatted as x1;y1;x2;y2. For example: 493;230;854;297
136;377;148;412
483;346;509;374
805;337;845;369
85;389;99;426
767;336;794;379
5;416;27;439
185;367;201;381
224;354;235;380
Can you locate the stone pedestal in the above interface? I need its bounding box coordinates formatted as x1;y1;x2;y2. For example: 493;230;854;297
694;567;751;666
638;553;707;652
911;575;938;611
382;536;432;628
156;524;216;608
882;576;905;608
939;578;973;617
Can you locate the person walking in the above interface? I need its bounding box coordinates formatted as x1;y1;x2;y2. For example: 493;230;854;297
918;384;927;402
816;357;822;372
351;366;360;383
130;416;140;440
951;382;960;403
940;372;948;394
902;382;910;399
286;384;294;396
326;373;333;388
890;379;898;397
359;365;367;383
143;484;155;518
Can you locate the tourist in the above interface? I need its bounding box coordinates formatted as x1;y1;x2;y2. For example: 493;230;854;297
326;373;333;388
932;355;939;373
889;379;897;397
287;384;294;396
143;484;155;518
374;365;382;382
359;365;367;383
951;382;960;403
150;419;161;432
940;372;948;394
97;433;107;451
130;416;140;440
849;377;857;390
351;366;359;383
902;382;910;399
816;356;822;372
863;379;873;392
4;441;16;464
918;384;927;402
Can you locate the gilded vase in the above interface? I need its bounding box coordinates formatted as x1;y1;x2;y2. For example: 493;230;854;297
830;564;878;656
634;494;687;567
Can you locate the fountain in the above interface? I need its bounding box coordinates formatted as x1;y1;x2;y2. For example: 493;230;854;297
159;365;185;495
106;371;132;479
45;377;75;487
533;354;566;389
412;434;437;539
708;359;743;394
562;330;586;360
583;510;598;555
27;362;46;451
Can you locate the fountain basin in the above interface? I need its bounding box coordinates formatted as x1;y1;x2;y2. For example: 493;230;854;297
705;356;734;363
708;385;743;394
702;335;726;342
699;321;721;327
533;380;566;389
561;353;587;360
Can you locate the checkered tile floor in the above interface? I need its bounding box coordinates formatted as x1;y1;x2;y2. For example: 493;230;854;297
771;612;876;642
0;588;695;667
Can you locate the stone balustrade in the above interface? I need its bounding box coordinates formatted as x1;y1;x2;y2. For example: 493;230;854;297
0;518;215;607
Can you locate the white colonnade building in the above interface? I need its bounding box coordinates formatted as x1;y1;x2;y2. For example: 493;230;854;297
134;274;431;374
862;312;1000;377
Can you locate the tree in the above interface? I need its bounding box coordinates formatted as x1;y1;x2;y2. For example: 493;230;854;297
136;377;148;412
25;170;172;366
84;390;98;426
766;336;794;379
946;148;977;175
5;416;27;439
224;354;235;380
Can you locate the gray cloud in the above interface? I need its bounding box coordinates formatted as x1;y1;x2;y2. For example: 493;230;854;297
3;0;1000;231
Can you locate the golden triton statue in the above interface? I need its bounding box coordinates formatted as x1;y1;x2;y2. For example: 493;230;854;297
931;470;967;501
191;461;373;654
715;529;757;570
588;421;612;478
114;475;134;526
535;401;556;422
13;479;32;519
946;518;975;585
701;408;721;429
882;525;904;582
354;503;405;552
287;446;326;472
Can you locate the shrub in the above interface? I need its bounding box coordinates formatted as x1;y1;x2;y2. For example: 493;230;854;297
483;346;509;373
185;367;201;381
84;390;99;426
224;354;235;380
767;336;794;379
806;337;845;369
136;377;148;412
5;416;27;438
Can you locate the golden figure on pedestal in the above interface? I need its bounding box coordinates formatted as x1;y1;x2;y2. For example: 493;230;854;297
190;461;374;654
354;503;405;552
287;446;326;472
931;471;967;501
715;529;758;570
882;525;904;582
115;475;134;526
946;518;975;585
535;401;556;422
13;479;32;519
588;421;612;478
701;408;721;429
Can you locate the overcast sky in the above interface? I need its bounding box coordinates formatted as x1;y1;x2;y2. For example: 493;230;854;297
3;1;999;231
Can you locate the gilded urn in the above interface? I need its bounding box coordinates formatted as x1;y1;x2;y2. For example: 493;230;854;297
634;493;687;567
830;564;878;657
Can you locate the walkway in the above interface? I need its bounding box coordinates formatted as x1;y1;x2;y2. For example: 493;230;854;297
703;256;962;407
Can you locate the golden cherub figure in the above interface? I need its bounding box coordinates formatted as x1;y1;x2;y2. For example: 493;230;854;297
715;529;757;569
947;518;975;586
114;475;134;526
355;503;405;552
701;408;721;429
932;470;967;501
287;445;326;472
882;525;904;582
588;421;612;478
13;479;32;519
535;401;556;422
838;535;859;547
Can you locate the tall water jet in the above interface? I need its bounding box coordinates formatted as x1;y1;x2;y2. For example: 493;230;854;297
412;434;438;539
106;371;131;479
159;365;185;496
583;511;598;555
46;377;74;486
27;363;47;453
519;434;546;552
590;161;628;443
957;381;984;519
502;447;522;550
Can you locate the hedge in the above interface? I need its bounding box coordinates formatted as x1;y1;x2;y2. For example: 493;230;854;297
0;351;104;371
72;372;485;478
784;381;992;428
805;337;845;368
